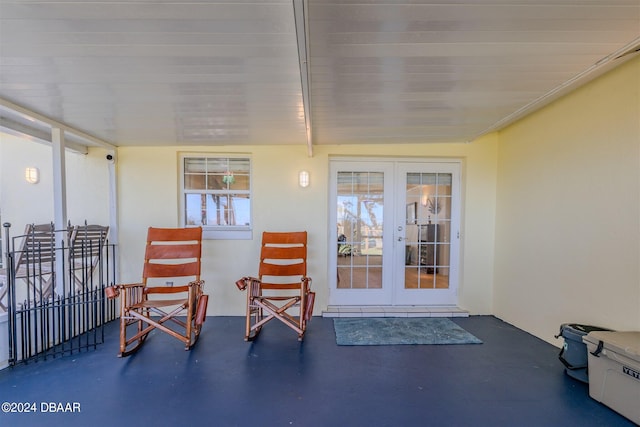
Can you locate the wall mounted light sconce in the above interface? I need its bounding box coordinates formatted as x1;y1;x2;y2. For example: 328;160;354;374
25;167;40;184
298;170;310;188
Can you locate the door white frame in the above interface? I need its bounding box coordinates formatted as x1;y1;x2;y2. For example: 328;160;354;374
393;161;461;305
328;160;394;305
328;157;462;307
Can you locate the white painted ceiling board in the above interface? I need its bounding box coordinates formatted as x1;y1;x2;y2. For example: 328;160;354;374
0;0;307;146
306;1;639;144
0;0;638;148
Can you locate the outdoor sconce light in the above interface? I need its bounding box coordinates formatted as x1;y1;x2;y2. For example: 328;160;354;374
298;170;310;188
25;167;40;184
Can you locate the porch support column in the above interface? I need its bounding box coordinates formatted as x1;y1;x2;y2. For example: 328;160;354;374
107;150;120;283
51;127;68;295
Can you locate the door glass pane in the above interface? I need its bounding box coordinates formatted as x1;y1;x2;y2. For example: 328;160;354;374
404;172;452;289
337;171;383;289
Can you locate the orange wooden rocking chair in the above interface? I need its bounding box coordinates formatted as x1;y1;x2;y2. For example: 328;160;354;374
105;227;208;357
236;231;314;341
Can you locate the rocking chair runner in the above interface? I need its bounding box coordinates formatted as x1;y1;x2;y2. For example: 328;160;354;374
105;227;208;357
236;231;315;341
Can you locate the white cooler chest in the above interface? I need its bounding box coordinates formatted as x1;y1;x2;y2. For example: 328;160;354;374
582;331;640;425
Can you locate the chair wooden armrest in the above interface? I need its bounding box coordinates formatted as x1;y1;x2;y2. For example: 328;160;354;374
300;276;314;321
105;283;144;299
236;276;260;291
189;279;205;287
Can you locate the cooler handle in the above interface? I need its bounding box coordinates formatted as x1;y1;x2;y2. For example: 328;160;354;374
558;347;586;370
590;340;604;357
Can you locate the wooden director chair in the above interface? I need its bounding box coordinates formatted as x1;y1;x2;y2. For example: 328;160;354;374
236;231;315;341
105;227;208;357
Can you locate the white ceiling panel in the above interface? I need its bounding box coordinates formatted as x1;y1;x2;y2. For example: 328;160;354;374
307;1;639;144
0;0;638;149
0;0;307;146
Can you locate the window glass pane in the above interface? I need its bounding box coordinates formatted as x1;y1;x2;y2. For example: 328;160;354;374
205;195;226;226
438;197;452;221
185;158;206;173
231;194;251;225
185;174;206;190
406;172;421;185
436;173;452;196
423;173;438;185
207;172;250;191
206;158;228;173
369;172;383;190
229;174;250;191
229;158;250;173
202;194;251;226
207;174;225;190
354;172;369;193
185;194;204;226
437;173;452;186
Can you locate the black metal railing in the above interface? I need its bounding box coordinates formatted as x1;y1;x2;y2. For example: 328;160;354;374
2;222;118;365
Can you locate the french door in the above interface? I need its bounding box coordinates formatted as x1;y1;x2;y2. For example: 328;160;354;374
329;159;461;306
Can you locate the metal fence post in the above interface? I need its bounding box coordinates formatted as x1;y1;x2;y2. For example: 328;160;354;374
3;223;16;365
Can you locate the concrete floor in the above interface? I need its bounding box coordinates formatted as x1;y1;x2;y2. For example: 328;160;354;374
0;315;635;427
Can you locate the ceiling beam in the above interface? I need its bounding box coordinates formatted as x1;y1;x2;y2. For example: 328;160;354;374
0;98;116;151
293;0;313;157
1;117;89;154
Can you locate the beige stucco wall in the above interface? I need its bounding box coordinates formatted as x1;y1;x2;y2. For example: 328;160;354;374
116;139;498;316
0;133;110;235
0;135;54;231
494;56;640;344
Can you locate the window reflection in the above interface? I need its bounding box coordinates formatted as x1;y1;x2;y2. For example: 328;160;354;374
183;156;251;229
336;171;383;289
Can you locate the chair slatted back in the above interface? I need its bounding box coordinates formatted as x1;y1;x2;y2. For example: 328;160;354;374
15;223;57;278
70;224;109;260
68;224;110;291
259;231;307;289
142;227;202;286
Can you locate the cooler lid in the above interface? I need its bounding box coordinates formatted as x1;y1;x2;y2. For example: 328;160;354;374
563;323;611;334
583;331;640;361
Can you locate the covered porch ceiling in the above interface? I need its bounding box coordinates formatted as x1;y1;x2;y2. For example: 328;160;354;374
1;0;639;154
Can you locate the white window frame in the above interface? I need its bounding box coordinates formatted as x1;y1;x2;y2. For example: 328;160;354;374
179;153;252;240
